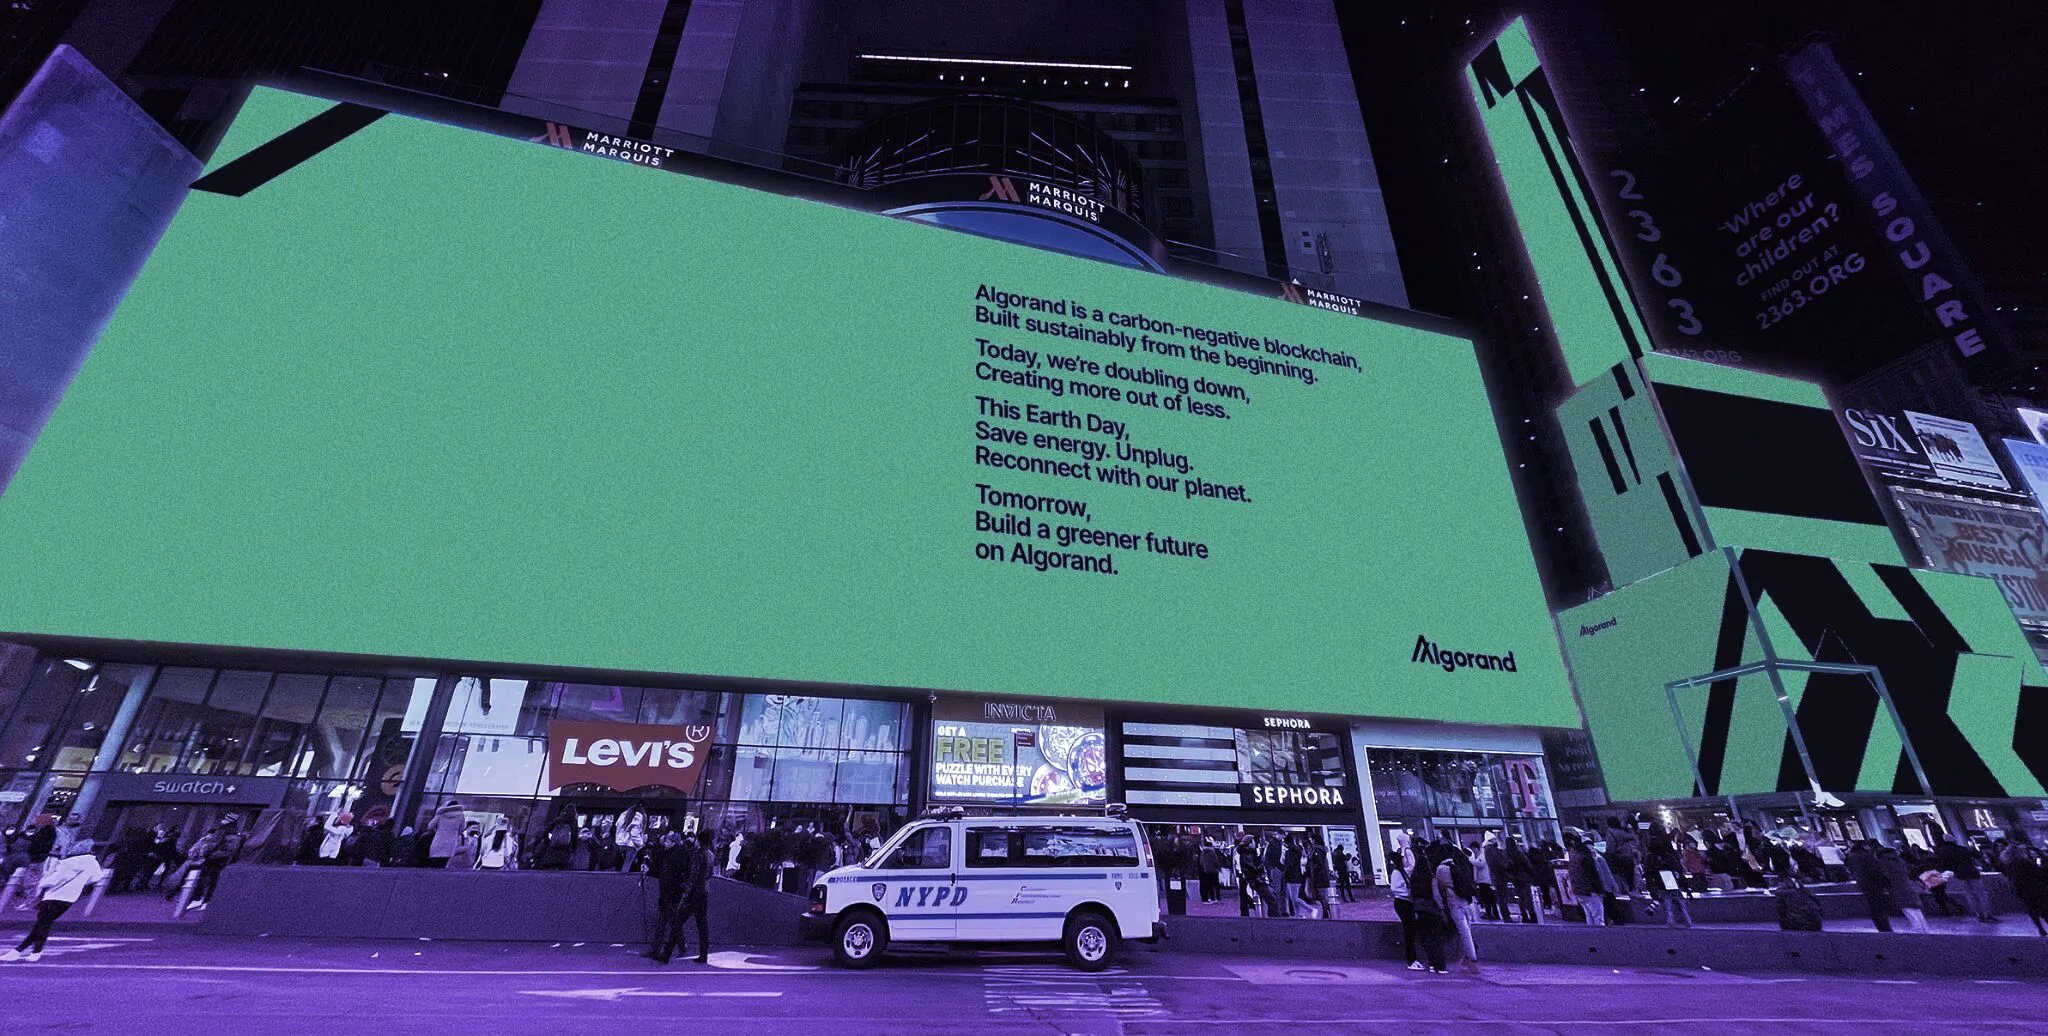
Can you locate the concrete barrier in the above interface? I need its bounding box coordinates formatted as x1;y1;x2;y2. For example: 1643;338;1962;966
198;867;807;947
1160;912;2048;976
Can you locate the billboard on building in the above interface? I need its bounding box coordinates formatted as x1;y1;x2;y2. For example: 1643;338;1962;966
1889;488;2048;626
0;86;1576;727
930;696;1106;806
1902;412;2011;490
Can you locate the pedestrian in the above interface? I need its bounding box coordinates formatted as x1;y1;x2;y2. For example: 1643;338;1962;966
147;826;183;891
1433;844;1480;974
447;821;483;871
11;815;59;912
1304;838;1332;919
1646;830;1692;928
1775;874;1824;931
1234;834;1264;918
426;800;467;868
1283;836;1312;918
1845;841;1893;932
1504;836;1539;923
652;831;712;965
1198;840;1221;904
190;817;247;909
109;825;156;893
1877;845;1928;933
1331;843;1356;903
1566;833;1605;926
645;832;690;960
1998;839;2048;936
1481;834;1508;921
1408;850;1449;974
319;812;354;865
2;839;104;962
477;825;516;871
1260;833;1288;917
1933;833;1994;922
294;817;325;866
1389;859;1421;970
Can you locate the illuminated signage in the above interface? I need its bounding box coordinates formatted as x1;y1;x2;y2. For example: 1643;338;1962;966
546;720;714;794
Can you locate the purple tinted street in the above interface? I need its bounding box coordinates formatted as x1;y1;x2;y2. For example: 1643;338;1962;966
1;934;2042;1034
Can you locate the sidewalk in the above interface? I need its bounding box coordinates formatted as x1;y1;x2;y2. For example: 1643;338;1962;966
0;889;204;930
1173;888;2048;938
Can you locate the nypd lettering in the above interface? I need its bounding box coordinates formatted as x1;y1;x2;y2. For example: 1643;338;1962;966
888;885;969;909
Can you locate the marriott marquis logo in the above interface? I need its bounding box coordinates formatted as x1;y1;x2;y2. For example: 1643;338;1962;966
1411;635;1518;674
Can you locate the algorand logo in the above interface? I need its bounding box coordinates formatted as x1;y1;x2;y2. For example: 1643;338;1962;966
1578;618;1619;637
1411;635;1518;674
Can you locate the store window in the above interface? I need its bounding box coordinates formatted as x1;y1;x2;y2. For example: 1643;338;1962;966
184;670;271;775
245;674;327;778
0;659;86;770
303;676;382;781
120;668;216;773
728;694;909;804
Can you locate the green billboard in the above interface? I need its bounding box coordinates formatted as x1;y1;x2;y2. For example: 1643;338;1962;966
0;87;1577;726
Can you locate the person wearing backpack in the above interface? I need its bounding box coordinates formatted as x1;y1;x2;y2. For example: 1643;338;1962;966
1435;841;1481;974
190;817;246;910
537;810;576;870
1775;873;1824;931
1407;850;1449;974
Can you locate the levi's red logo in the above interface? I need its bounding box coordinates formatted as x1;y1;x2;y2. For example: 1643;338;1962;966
547;720;713;794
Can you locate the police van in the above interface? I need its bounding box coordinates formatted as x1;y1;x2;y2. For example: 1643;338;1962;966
802;806;1165;971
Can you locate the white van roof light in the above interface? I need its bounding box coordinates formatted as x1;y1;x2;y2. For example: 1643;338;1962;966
920;805;968;821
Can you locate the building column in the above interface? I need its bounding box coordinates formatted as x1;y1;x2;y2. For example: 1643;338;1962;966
391;674;459;831
64;665;157;829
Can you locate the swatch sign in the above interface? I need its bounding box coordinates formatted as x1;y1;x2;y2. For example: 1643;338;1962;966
546;720;714;794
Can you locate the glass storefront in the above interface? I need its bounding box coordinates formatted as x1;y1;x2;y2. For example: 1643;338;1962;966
1366;747;1561;867
0;646;917;879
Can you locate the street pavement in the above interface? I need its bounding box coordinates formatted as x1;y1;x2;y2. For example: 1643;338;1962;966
0;933;2042;1034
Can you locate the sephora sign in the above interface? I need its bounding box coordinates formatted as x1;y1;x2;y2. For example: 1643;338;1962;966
546;720;714;794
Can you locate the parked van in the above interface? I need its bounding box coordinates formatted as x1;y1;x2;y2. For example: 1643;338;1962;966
802;807;1165;970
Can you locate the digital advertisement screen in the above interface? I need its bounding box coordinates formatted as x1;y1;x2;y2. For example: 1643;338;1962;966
0;87;1575;726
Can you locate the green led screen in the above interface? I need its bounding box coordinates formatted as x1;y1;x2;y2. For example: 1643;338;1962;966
0;88;1577;726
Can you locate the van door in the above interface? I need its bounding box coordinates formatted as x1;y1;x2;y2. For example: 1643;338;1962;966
870;823;956;941
956;825;1023;940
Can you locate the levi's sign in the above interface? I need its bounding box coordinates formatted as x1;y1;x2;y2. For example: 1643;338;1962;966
547;719;713;794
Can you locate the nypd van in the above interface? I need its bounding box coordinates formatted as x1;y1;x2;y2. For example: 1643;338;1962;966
802;807;1164;970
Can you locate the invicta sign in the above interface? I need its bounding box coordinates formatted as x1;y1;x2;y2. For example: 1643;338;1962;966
1411;635;1518;674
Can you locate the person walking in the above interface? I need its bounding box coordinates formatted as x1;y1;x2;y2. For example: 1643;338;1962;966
1331;843;1356;903
1434;844;1480;974
447;821;483;871
1877;845;1928;933
1646;831;1692;928
3;840;104;962
1304;838;1332;919
11;816;59;912
1844;841;1893;932
1234;834;1264;917
1198;840;1221;904
1408;850;1449;974
190;817;247;910
1566;833;1606;926
1998;840;2048;936
645;832;690;960
1934;835;1994;922
109;825;156;893
652;831;712;965
1282;836;1312;918
1261;834;1288;917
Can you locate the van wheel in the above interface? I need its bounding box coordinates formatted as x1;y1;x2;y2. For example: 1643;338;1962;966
1064;910;1115;972
832;910;887;969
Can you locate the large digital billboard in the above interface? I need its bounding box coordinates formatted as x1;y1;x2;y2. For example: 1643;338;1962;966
0;87;1576;726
